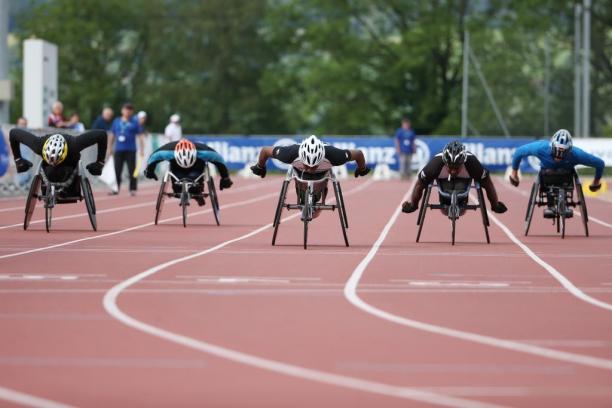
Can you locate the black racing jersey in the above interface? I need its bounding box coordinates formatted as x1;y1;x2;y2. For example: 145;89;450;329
418;152;489;184
272;144;353;166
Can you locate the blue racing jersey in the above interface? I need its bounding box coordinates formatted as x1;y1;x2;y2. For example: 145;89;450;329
110;116;142;152
147;149;224;167
512;140;605;179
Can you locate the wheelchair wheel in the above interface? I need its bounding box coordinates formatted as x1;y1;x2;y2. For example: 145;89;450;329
81;177;97;231
451;216;456;246
333;181;349;246
576;178;589;237
272;180;290;245
524;181;538;236
558;189;566;239
181;190;189;228
416;184;432;242
477;186;490;243
303;219;309;250
337;182;348;228
154;179;167;225
207;177;220;226
24;175;42;230
45;206;52;233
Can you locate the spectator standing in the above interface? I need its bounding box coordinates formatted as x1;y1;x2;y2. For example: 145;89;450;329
164;114;182;142
47;101;69;128
108;103;144;196
91;107;114;131
69;113;85;132
16;117;28;128
394;117;417;180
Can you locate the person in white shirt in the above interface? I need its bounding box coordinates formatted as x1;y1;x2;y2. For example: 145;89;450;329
164;114;182;142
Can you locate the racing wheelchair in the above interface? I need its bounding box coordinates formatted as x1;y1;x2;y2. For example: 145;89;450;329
24;162;97;232
416;177;490;245
272;167;349;249
524;169;588;238
154;164;220;227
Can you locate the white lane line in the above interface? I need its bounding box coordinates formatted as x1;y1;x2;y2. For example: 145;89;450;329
0;183;277;260
500;179;612;228
0;385;74;408
344;188;612;371
103;180;505;408
407;281;510;288
0;181;269;231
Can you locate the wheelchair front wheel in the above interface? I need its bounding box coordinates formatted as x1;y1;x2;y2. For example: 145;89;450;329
82;177;97;231
155;179;167;225
24;175;42;230
45;206;52;233
576;180;589;237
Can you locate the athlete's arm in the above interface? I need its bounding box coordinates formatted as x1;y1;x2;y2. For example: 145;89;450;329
196;149;230;179
465;155;507;212
402;157;442;213
73;130;108;164
510;141;540;186
323;146;370;176
573;147;605;184
144;144;175;179
9;129;43;172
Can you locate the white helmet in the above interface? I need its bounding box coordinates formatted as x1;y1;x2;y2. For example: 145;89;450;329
170;114;180;123
174;139;197;168
551;129;573;160
298;135;325;167
42;134;68;166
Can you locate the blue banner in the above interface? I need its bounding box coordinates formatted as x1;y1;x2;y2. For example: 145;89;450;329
190;135;538;173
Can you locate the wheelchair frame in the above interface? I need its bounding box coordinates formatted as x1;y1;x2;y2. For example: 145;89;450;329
154;163;220;227
271;167;348;249
24;162;97;232
524;169;588;238
416;178;490;245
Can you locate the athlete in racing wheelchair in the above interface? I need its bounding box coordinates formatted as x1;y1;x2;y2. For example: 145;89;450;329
401;141;508;244
250;135;370;249
509;129;604;237
144;139;233;226
9;128;107;232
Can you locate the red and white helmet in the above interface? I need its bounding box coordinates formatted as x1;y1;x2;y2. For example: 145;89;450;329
174;139;197;168
298;135;325;167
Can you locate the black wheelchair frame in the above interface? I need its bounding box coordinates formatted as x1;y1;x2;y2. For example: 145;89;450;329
24;162;97;232
416;178;490;245
524;169;588;239
272;167;348;249
154;163;220;227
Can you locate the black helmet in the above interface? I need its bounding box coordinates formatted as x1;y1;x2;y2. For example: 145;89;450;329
442;141;467;168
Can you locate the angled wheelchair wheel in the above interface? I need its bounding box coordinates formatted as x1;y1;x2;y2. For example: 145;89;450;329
451;216;456;246
575;177;589;237
45;206;52;233
524;180;538;236
272;180;290;245
476;185;490;243
416;184;432;242
24;175;42;230
81;177;97;231
154;179;168;225
333;181;349;246
303;219;309;250
181;190;189;228
558;189;566;239
337;182;348;228
207;177;220;226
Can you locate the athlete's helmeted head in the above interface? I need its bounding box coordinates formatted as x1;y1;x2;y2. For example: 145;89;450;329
174;139;197;168
551;129;573;161
298;135;325;169
42;134;68;166
442;140;467;176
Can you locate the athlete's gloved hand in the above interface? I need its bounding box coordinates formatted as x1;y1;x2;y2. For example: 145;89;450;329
354;166;371;177
220;177;233;190
14;158;33;173
86;161;104;176
589;182;602;192
250;164;266;178
401;201;418;213
144;167;158;180
509;175;519;187
492;201;508;214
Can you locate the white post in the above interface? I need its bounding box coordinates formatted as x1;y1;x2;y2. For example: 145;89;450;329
23;39;58;129
574;4;582;137
543;36;551;137
461;30;469;138
582;0;591;138
0;0;10;124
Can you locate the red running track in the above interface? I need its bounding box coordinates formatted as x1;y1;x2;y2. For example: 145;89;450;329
0;177;611;408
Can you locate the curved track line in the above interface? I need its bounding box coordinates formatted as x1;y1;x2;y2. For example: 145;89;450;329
0;183;277;260
344;189;612;371
0;385;74;408
103;181;505;408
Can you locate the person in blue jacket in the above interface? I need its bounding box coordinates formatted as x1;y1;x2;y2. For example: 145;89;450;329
509;129;604;217
144;138;233;206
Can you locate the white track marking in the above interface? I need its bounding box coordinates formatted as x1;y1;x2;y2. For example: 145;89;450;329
344;189;612;371
0;190;278;260
103;180;506;408
0;386;74;408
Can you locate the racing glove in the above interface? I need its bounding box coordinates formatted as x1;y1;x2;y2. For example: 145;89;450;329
220;177;233;190
491;201;508;214
250;164;267;178
354;166;371;178
15;158;33;173
589;183;602;192
143;167;158;180
86;161;104;176
509;174;519;187
401;201;418;213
